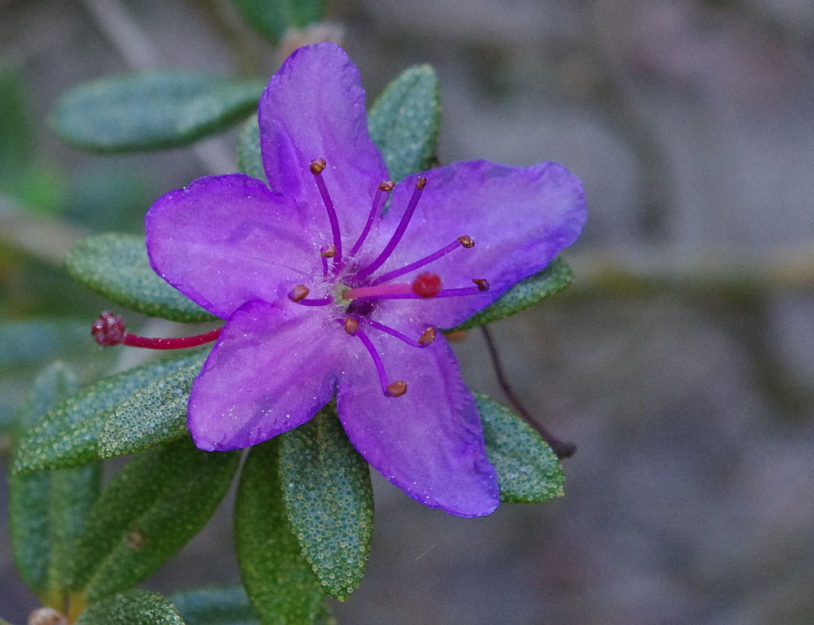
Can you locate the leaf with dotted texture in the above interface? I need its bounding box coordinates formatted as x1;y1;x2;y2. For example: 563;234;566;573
279;406;373;601
68;439;239;605
476;393;565;503
9;363;101;608
52;72;264;153
236;441;326;625
66;233;217;323
233;0;326;44
12;350;207;474
237;115;265;181
75;590;185;625
98;353;206;459
369;65;441;184
446;257;573;332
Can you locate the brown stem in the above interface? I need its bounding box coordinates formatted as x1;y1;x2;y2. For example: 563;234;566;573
480;325;575;459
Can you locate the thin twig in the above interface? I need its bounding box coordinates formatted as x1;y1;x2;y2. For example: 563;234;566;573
480;325;576;459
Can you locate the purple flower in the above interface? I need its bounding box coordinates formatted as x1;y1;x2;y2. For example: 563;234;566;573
145;43;585;517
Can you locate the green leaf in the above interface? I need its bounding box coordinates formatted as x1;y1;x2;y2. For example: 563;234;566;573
234;0;326;44
75;590;185;625
236;442;325;625
65;233;216;323
475;394;564;503
237;115;265;181
99;352;206;458
446;257;573;332
169;586;258;625
0;64;34;189
10;363;101;608
0;318;96;372
368;65;440;183
12;350;208;474
279;406;373;600
52;72;264;153
69;439;239;604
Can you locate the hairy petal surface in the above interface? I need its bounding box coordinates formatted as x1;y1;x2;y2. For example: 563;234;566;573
376;160;586;329
188;300;338;451
336;329;499;517
146;174;320;319
259;42;388;241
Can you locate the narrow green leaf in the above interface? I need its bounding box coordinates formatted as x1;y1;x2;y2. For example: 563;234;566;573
65;233;216;323
52;73;264;153
237;115;265;181
10;364;101;608
475;393;564;503
0;318;96;372
0;65;34;188
234;0;326;44
12;350;208;474
236;442;325;625
99;352;206;458
169;586;258;625
75;590;185;625
369;65;440;183
280;406;373;600
69;439;239;604
447;257;573;332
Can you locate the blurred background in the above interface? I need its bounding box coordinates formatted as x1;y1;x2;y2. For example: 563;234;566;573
2;0;814;623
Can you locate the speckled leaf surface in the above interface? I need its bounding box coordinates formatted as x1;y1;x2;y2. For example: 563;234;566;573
12;351;207;473
369;65;440;184
236;442;325;625
169;586;258;625
448;257;573;332
9;363;101;607
65;233;216;322
52;72;264;153
75;590;185;625
233;0;326;44
99;351;206;458
475;393;564;503
68;439;239;604
279;407;373;600
237;115;265;181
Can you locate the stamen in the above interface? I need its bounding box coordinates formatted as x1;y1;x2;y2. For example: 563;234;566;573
371;235;474;285
91;311;222;350
320;245;335;276
344;317;359;335
350;179;394;256
288;284;333;306
472;278;490;292
310;158;342;270
354;326;407;397
365;318;436;348
352;176;427;280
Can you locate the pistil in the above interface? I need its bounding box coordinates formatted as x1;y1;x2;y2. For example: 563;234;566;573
91;311;221;349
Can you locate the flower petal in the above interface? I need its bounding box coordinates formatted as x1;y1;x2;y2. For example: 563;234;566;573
188;299;338;451
336;328;499;517
259;42;388;241
375;160;586;328
146;173;320;319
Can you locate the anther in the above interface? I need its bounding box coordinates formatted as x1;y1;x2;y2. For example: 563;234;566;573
472;278;490;292
457;235;475;248
412;272;442;298
416;176;427;190
92;311;125;346
289;284;310;302
320;245;336;258
309;158;326;174
386;381;408;397
344;317;359;335
418;327;437;347
379;180;395;192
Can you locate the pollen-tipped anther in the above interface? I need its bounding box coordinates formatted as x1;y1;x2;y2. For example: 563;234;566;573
386;380;408;397
412;272;442;298
379;179;395;191
92;311;125;346
288;284;310;302
416;176;427;190
320;244;337;258
344;317;359;335
418;327;437;347
457;235;475;248
473;278;490;292
309;158;326;174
